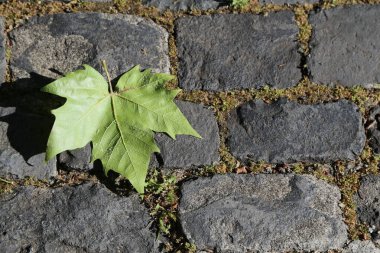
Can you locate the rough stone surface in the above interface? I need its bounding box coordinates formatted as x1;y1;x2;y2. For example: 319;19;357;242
175;12;301;91
342;240;380;253
309;5;380;87
368;106;380;154
142;0;228;11
36;0;112;2
227;99;365;163
179;174;348;252
260;0;318;4
0;85;58;179
10;13;170;82
0;18;5;84
0;183;158;253
59;144;93;171
154;101;219;168
356;175;380;237
0;109;57;180
59;101;219;170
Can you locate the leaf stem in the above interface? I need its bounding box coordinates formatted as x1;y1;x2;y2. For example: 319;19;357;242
101;60;113;93
0;178;13;184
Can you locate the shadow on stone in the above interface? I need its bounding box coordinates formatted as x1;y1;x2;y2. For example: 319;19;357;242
0;73;64;162
89;160;134;196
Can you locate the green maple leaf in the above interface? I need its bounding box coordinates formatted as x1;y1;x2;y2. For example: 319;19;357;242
42;64;201;193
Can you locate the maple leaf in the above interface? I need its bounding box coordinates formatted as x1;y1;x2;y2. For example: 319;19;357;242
42;64;201;193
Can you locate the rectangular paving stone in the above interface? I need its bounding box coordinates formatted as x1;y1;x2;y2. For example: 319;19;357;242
343;241;380;253
367;106;380;154
179;174;348;252
10;13;169;82
227;99;365;163
0;183;158;252
154;101;220;168
18;0;112;2
0;17;5;84
309;5;380;87
260;0;318;4
175;12;301;91
0;86;58;180
355;175;380;242
142;0;226;11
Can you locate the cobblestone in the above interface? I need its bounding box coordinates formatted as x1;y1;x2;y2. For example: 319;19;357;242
356;175;380;240
142;0;226;11
0;183;158;253
227;99;365;163
179;174;347;252
10;13;169;82
176;12;301;91
309;5;380;87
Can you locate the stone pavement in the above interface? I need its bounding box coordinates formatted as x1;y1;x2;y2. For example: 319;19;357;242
1;1;380;252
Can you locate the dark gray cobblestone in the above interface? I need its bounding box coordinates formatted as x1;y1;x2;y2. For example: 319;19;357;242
260;0;318;4
227;99;365;163
0;89;58;180
368;106;380;154
176;12;301;91
342;240;380;253
0;109;57;179
58;144;93;171
356;175;380;241
0;18;5;84
179;174;348;252
0;183;158;253
17;0;112;2
309;5;380;87
10;13;169;82
154;101;220;169
142;0;227;11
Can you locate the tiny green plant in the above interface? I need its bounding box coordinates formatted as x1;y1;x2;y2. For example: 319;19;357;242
231;0;250;8
42;62;201;193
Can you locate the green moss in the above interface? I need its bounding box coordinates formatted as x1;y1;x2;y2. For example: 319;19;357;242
294;5;313;55
0;177;16;194
231;0;251;8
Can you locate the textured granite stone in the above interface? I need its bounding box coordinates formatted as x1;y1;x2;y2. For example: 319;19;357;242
0;183;159;252
175;12;301;91
227;99;365;163
155;101;220;168
49;0;109;2
58;144;93;171
0;85;58;180
0;109;57;180
142;0;227;11
260;0;318;4
309;5;380;87
10;13;169;82
342;240;380;253
356;175;380;237
0;18;5;84
179;174;348;252
368;106;380;154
